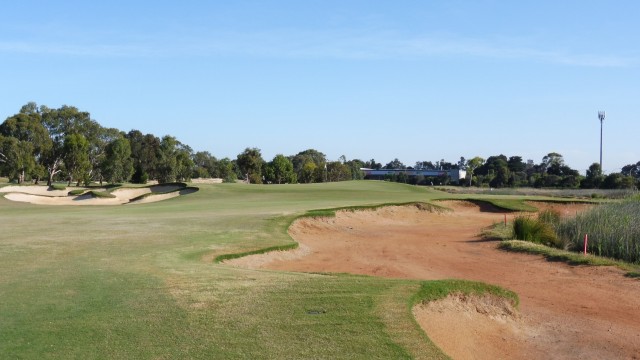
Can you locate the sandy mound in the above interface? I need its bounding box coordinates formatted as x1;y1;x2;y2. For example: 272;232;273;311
4;192;124;205
414;294;547;360
1;184;197;206
0;185;83;197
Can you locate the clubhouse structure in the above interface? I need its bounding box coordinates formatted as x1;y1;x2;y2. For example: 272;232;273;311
361;168;467;183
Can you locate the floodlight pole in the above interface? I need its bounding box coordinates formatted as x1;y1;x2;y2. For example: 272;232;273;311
598;111;605;171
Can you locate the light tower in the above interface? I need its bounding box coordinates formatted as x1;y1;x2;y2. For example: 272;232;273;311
598;111;605;171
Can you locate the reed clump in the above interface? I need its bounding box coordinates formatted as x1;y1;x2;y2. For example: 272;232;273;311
512;209;562;248
556;199;640;264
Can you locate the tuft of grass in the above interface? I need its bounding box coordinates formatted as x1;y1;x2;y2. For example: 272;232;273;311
49;183;66;190
411;279;519;309
214;243;298;263
68;189;86;196
512;215;560;248
538;208;561;225
89;190;116;199
480;222;513;241
499;240;640;277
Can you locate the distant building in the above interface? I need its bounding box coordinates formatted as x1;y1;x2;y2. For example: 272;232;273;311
360;168;467;183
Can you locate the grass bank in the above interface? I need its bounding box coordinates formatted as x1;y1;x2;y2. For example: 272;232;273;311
0;181;537;358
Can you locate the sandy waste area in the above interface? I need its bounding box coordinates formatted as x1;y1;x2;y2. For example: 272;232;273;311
0;184;193;205
226;201;640;360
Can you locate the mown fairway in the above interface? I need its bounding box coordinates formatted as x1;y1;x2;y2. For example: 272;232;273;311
1;181;482;359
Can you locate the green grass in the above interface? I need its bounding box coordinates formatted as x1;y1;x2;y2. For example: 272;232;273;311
0;180;553;359
556;198;640;263
412;279;519;308
499;240;640;278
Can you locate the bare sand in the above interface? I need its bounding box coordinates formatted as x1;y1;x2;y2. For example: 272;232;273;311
226;201;640;360
0;184;191;205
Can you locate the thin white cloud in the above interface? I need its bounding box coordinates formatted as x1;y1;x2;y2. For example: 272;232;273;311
0;29;636;67
0;40;158;57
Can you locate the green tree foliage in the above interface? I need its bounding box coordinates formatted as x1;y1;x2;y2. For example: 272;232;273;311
621;162;640;181
414;161;435;170
40;104;107;185
326;161;351;182
62;133;91;186
476;155;509;187
127;131;161;183
156;136;194;183
0;104;52;183
216;158;237;183
291;149;326;183
364;159;382;169
346;159;365;180
465;156;485;186
524;153;581;188
383;158;405;169
192;151;218;178
299;161;317;183
236;147;264;184
0;135;35;183
601;173;637;189
489;159;509;188
101;137;133;184
265;154;297;184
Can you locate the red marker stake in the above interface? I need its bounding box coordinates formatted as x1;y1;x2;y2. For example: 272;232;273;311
504;214;507;227
584;234;588;255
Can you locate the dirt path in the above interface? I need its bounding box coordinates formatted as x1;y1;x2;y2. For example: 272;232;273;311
228;201;640;359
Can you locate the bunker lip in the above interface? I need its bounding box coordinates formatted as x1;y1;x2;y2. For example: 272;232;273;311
226;200;639;359
0;184;197;205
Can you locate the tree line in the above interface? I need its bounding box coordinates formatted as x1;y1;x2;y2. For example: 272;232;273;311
1;103;638;190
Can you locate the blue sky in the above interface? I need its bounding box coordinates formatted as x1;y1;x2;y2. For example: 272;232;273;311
1;1;638;173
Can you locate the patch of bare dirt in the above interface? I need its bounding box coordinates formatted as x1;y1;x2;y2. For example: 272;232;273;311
414;293;549;360
237;201;640;359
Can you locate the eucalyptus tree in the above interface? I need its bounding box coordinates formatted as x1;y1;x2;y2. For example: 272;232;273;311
465;156;485;186
265;154;296;184
346;159;365;180
383;158;405;170
192;151;218;178
216;158;237;183
581;163;605;189
326;161;351;182
101;137;133;184
40;105;104;185
62;133;91;186
236;147;264;184
0;105;51;183
155;135;193;183
0;135;35;183
126;130;161;183
291;149;326;183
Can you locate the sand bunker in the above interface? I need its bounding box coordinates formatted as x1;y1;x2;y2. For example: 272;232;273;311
0;184;197;205
226;201;640;359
